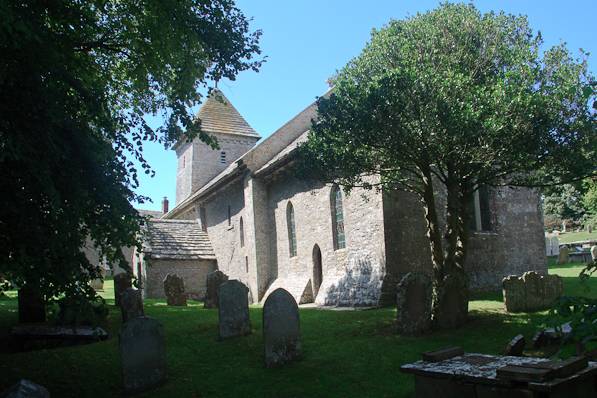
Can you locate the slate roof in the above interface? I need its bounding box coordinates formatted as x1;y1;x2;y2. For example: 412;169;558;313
144;219;215;260
196;89;259;138
137;209;163;219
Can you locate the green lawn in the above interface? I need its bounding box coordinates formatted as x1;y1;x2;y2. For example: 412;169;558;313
557;230;597;244
0;264;595;398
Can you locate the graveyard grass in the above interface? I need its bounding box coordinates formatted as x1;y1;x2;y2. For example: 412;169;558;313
557;230;597;244
0;262;595;397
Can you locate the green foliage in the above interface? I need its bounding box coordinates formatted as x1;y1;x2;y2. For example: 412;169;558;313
48;294;109;327
583;178;597;216
298;3;595;325
543;184;585;223
0;1;262;301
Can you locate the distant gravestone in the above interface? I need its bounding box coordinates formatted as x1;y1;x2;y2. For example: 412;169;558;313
218;280;251;340
163;274;187;306
114;273;132;306
120;288;144;323
1;379;49;398
591;245;597;262
396;272;432;335
558;246;569;264
205;270;228;309
17;286;45;324
263;288;301;367
119;316;166;394
504;334;526;356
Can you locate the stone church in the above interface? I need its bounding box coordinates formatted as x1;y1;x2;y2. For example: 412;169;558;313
134;90;547;307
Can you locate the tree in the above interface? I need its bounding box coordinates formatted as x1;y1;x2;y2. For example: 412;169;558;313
298;3;595;329
0;1;263;303
543;184;585;230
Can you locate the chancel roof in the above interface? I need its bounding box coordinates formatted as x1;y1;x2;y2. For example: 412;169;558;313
144;219;215;260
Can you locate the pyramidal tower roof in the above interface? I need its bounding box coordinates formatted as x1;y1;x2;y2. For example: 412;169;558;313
196;89;260;138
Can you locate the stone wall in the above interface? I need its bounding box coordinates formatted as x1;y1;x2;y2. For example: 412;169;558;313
142;258;216;299
175;133;258;205
382;185;547;295
264;172;386;306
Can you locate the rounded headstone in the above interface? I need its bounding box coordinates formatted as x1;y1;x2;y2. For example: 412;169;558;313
263;288;301;368
163;274;187;306
120;287;144;323
396;272;432;335
591;245;597;262
504;334;526;356
218;280;251;339
1;379;49;398
114;273;132;306
119;316;166;394
205;270;228;309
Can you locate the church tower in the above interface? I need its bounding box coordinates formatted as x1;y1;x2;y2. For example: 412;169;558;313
174;90;260;204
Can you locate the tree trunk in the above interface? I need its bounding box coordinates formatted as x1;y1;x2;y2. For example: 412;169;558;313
420;164;470;330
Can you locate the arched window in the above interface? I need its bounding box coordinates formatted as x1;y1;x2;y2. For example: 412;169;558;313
286;202;297;257
239;217;245;247
331;185;346;250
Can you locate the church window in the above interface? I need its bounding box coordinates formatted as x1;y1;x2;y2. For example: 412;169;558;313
287;202;297;257
331;185;346;250
245;256;249;273
220;151;226;164
199;206;207;232
240;217;245;247
467;185;492;232
227;205;231;226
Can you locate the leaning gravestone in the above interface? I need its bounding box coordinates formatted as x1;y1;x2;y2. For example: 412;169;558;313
396;272;432;335
114;273;132;306
163;274;187;306
558;246;569;264
17;286;45;323
120;287;144;323
205;270;228;309
1;379;49;398
504;334;526;356
119;316;166;394
263;288;301;367
218;280;251;339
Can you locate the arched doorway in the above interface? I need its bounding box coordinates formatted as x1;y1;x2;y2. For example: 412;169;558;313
312;244;323;298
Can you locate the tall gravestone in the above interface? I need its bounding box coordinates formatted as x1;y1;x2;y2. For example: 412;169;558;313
218;280;251;339
396;272;432;335
17;285;45;323
119;316;166;394
434;273;468;330
263;288;301;367
205;270;228;309
114;273;132;306
502;275;526;312
163;274;187;306
120;287;144;323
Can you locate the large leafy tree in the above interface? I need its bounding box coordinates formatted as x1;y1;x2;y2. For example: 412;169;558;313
298;3;595;329
0;1;262;301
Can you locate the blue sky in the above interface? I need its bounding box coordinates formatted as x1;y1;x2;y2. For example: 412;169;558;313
133;0;596;211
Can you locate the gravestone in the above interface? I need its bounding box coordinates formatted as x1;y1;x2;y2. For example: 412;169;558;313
503;272;563;312
504;334;525;356
17;286;45;323
218;280;251;339
1;379;49;398
591;245;597;261
558;246;569;264
119;316;166;394
120;287;144;323
90;267;106;291
163;274;187;306
205;270;228;309
263;288;301;367
434;273;468;330
396;272;432;335
114;273;132;306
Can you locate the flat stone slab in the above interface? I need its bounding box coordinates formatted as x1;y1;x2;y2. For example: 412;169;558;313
11;325;108;342
1;379;49;397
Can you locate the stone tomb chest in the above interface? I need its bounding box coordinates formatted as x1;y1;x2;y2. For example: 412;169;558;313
400;348;597;398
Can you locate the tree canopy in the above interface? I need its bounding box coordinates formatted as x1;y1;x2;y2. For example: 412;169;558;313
0;0;263;299
298;3;595;328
